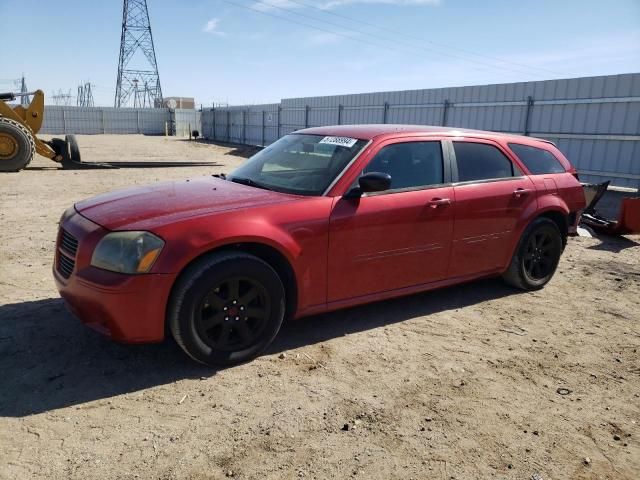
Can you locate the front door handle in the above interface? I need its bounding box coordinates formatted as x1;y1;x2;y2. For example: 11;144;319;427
513;188;532;198
428;197;451;208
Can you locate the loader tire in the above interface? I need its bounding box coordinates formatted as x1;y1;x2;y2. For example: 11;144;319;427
0;117;35;172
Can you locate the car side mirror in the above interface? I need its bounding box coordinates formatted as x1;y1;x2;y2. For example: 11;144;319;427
344;172;392;198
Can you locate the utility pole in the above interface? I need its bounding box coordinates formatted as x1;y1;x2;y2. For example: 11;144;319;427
114;0;163;108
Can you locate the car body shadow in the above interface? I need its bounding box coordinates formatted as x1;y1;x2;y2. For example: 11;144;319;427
0;278;518;417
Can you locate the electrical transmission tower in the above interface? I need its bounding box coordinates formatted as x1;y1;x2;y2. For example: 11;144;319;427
19;75;30;106
77;82;95;107
51;89;73;106
114;0;163;108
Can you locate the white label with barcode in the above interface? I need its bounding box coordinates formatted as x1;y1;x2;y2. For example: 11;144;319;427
319;136;358;148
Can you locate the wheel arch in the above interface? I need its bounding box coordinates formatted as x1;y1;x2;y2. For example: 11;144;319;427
165;241;299;336
503;205;570;272
537;209;569;245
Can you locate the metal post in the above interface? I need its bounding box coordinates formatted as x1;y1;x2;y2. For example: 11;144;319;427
383;102;389;124
62;108;67;134
261;110;265;146
226;110;230;142
169;109;176;136
242;110;247;144
101;109;105;134
212;110;215;140
523;96;534;136
304;105;309;128
337;104;343;125
136;110;140;134
442;100;450;127
277;106;282;139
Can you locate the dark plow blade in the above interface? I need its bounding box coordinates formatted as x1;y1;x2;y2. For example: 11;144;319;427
60;159;222;169
580;181;640;235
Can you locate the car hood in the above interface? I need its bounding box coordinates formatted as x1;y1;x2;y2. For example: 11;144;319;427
75;176;295;230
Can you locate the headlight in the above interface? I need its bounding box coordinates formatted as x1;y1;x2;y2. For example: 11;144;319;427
91;231;164;274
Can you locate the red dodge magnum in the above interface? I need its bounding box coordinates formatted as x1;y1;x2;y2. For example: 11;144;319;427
54;125;586;365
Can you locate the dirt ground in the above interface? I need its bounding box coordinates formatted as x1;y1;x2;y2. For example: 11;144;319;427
0;135;638;480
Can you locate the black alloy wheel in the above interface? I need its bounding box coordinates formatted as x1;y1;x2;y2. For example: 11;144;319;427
196;276;271;351
522;229;561;281
502;217;564;290
169;251;286;366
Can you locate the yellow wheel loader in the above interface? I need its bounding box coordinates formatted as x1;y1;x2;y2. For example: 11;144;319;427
0;89;82;172
1;89;219;171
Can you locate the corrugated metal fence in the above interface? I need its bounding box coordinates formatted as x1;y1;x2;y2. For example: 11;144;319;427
201;73;640;189
41;107;200;137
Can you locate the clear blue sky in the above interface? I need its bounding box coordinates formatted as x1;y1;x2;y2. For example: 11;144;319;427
2;0;639;107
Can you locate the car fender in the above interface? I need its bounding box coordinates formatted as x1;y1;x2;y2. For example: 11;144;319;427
501;194;570;271
152;216;301;275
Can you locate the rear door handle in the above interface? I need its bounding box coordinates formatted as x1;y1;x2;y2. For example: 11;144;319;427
513;188;532;198
428;197;451;208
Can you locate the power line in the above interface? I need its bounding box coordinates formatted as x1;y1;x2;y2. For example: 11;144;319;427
249;0;556;79
221;0;404;54
285;0;568;77
223;0;513;79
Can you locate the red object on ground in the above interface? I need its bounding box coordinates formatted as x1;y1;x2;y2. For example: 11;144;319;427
606;198;640;235
54;125;586;345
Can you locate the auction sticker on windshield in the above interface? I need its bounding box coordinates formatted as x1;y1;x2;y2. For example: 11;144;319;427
319;136;358;148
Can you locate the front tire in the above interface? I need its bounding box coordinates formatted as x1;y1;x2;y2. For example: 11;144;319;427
168;251;286;366
502;217;563;290
0;117;35;172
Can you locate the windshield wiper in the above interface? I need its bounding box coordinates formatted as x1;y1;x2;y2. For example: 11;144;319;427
228;176;274;191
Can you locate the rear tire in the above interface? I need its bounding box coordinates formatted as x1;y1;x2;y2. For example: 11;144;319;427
0;117;34;172
168;251;286;366
502;217;563;290
50;138;69;163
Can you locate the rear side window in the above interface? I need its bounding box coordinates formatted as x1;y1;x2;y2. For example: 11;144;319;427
508;143;566;175
364;141;444;190
453;142;516;182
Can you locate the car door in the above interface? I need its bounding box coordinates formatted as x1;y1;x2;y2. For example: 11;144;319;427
327;139;455;302
448;139;537;277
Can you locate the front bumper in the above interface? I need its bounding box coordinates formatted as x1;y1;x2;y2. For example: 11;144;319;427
53;210;176;343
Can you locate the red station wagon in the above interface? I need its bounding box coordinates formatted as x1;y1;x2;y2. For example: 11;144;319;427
54;125;586;366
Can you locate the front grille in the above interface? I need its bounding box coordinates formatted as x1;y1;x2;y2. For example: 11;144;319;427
57;253;75;278
57;228;78;279
60;229;79;256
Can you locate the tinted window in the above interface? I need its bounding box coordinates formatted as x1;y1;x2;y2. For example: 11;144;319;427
453;142;515;182
364;141;444;190
509;143;565;175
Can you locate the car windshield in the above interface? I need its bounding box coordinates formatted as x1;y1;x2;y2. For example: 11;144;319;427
227;134;368;196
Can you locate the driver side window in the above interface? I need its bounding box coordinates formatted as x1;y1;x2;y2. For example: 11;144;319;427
363;141;444;191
